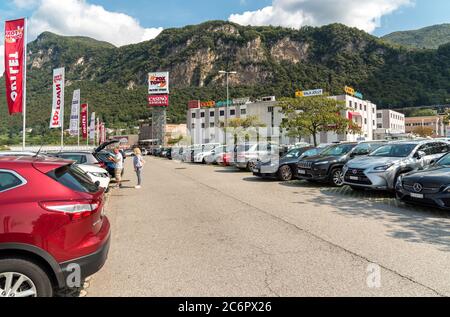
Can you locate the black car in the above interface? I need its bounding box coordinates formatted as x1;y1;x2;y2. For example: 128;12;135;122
296;142;386;187
253;147;314;181
396;152;450;210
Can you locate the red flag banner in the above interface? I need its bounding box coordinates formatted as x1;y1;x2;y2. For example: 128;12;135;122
81;104;88;140
4;18;25;115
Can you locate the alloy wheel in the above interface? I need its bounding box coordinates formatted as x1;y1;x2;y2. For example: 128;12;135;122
280;166;293;181
0;272;38;297
332;170;345;187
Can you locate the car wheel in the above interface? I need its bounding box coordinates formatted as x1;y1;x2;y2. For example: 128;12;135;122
330;168;345;187
0;258;53;297
247;161;257;172
278;165;293;181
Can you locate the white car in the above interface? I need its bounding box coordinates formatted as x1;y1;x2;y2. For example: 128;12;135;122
76;164;111;190
193;143;221;163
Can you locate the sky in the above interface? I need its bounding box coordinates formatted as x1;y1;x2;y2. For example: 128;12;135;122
1;0;449;73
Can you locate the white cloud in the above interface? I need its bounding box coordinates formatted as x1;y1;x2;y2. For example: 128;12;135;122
229;0;413;33
13;0;40;9
27;0;163;46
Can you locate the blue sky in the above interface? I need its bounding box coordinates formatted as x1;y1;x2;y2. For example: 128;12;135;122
0;0;449;47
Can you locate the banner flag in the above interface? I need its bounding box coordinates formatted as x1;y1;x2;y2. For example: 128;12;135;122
4;18;26;115
69;89;80;136
89;112;96;141
81;104;88;140
50;67;65;129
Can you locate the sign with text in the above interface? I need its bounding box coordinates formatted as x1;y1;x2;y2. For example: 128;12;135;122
344;86;363;100
4;18;26;114
69;89;81;136
296;89;323;98
81;104;88;140
188;100;200;109
148;94;169;107
148;72;169;95
50;67;65;129
200;101;216;108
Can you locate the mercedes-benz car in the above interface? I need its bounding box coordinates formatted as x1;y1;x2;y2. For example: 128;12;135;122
396;151;450;210
343;140;450;191
297;142;386;187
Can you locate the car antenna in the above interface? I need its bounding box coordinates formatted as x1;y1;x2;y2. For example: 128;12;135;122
34;141;45;158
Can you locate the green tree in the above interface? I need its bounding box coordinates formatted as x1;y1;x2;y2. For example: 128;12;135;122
223;116;266;145
278;96;361;146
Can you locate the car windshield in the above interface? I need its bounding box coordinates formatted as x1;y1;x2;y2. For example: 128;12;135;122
47;164;99;193
285;148;301;158
236;144;252;152
320;144;356;156
437;154;450;166
352;143;384;155
369;144;416;158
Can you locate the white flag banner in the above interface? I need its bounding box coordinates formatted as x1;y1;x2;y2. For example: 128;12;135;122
89;112;96;141
69;89;80;136
50;67;65;129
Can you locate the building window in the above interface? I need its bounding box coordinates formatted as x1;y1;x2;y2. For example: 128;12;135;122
220;110;225;116
268;107;274;113
364;118;367;124
349;101;352;108
377;113;382;118
201;123;205;129
210;123;215;128
191;113;196;119
241;108;247;115
377;124;382;129
230;109;236;116
191;123;195;129
210;111;215;117
364;105;367;111
201;112;205;118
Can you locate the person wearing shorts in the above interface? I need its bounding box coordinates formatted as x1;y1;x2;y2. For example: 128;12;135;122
112;147;124;188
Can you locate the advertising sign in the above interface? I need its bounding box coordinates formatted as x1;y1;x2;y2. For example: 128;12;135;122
81;104;88;140
200;101;215;108
148;72;169;95
89;112;96;141
4;18;26;114
50;68;65;129
188;100;200;109
69;89;80;136
148;94;169;107
344;86;363;100
296;89;323;98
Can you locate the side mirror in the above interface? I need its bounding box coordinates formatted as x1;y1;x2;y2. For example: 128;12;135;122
415;151;426;160
429;159;437;166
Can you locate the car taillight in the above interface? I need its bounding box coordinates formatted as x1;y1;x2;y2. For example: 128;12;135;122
39;200;100;221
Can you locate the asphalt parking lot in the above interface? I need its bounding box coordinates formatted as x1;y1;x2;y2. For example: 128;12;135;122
87;157;450;297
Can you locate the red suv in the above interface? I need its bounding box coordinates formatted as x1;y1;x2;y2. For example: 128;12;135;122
0;156;110;297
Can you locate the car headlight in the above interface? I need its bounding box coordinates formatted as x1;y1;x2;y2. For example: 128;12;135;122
373;164;394;171
314;161;329;166
442;186;450;193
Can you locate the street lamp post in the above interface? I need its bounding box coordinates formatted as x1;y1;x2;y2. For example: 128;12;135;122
219;70;237;145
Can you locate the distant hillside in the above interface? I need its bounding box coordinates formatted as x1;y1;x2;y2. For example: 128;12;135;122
1;21;450;143
382;24;450;49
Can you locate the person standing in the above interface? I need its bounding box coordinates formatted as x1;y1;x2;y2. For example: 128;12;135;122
111;147;124;188
133;148;146;189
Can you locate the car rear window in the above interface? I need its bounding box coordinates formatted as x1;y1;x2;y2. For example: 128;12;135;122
0;171;24;192
47;164;98;193
59;154;87;164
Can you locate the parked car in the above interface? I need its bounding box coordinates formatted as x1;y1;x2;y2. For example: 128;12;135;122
51;151;104;167
396;152;450;210
234;143;279;171
194;144;220;164
204;145;229;164
297;142;386;187
0;156;110;297
76;164;111;190
343;140;450;191
252;146;315;181
141;148;149;156
124;149;134;157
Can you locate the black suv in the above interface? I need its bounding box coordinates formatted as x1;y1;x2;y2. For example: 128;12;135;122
297;142;386;187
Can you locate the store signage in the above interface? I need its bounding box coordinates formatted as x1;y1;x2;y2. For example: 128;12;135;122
188;100;200;109
200;101;216;108
148;72;169;95
148;94;169;107
295;89;323;98
344;86;363;99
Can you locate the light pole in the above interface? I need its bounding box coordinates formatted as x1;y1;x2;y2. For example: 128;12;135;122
219;70;237;129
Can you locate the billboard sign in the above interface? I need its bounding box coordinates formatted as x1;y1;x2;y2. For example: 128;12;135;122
4;18;26;115
188;100;200;109
148;94;169;107
50;67;65;129
200;101;215;108
296;89;323;98
69;89;80;136
148;72;169;95
345;86;363;100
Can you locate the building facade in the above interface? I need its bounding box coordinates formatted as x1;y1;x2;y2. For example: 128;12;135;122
405;115;446;137
374;109;406;140
187;94;378;145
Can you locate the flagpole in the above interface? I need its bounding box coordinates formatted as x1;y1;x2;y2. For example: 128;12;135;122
22;17;28;150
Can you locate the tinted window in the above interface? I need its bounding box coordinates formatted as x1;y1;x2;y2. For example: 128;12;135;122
59;154;86;164
370;144;416;158
321;144;356;156
0;171;23;192
437;153;450;166
47;164;98;193
285;148;301;158
352;143;385;155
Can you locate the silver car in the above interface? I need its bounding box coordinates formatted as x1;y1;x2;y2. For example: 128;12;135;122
343;140;450;191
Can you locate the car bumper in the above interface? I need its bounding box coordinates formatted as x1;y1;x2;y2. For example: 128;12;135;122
343;169;394;190
296;168;329;181
234;161;248;169
396;187;450;210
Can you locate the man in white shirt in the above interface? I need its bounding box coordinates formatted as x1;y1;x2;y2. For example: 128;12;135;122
111;147;124;188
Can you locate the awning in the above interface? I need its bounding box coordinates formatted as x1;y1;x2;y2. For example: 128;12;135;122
348;112;362;120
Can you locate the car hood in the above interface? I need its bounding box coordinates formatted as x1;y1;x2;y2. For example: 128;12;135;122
346;156;401;169
299;155;341;163
403;166;450;186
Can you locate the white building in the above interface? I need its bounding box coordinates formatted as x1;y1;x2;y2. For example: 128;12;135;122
374;109;406;140
187;94;378;145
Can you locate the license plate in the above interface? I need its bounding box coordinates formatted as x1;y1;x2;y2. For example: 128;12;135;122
253;168;259;173
410;193;424;199
350;176;359;181
298;169;307;175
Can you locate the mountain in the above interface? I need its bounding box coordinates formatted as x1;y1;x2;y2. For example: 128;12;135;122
1;21;450;144
382;24;450;49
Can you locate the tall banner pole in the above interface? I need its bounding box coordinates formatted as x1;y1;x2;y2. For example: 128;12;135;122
22;18;28;150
